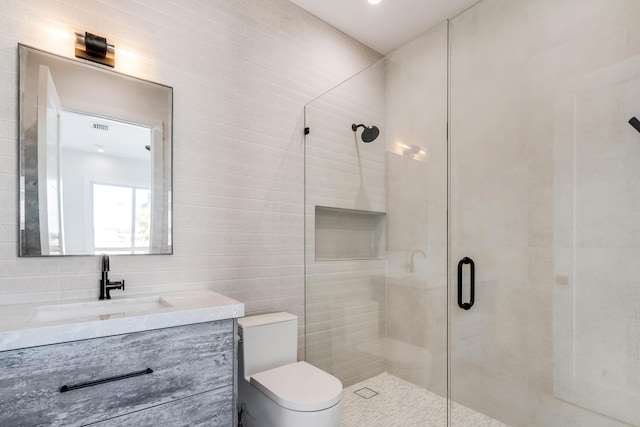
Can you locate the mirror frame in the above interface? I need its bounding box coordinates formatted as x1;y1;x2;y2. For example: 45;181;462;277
18;44;173;257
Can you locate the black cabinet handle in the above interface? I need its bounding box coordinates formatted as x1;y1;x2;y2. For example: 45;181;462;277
457;257;475;310
59;368;153;393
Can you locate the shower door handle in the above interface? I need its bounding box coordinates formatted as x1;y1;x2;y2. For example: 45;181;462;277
457;257;475;310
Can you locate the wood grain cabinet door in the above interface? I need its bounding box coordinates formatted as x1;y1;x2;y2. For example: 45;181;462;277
0;320;233;426
92;386;233;427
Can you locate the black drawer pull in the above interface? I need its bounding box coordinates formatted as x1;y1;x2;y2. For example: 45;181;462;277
59;368;153;393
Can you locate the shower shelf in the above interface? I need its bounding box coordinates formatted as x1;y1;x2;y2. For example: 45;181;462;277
314;206;386;261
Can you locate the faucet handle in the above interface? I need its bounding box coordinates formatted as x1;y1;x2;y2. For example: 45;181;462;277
110;280;125;290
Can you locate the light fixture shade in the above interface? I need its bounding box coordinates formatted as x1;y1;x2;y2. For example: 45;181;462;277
75;32;115;67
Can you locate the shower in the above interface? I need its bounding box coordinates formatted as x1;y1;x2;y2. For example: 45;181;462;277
305;2;640;427
352;123;380;142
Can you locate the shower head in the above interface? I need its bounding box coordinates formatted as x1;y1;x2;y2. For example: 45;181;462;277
629;117;640;134
352;123;380;143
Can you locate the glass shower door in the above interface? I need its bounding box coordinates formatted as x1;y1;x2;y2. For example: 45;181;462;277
448;1;640;426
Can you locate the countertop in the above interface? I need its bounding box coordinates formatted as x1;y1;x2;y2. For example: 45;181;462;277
0;289;244;352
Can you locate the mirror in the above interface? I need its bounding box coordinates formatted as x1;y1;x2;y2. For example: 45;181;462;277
19;45;172;256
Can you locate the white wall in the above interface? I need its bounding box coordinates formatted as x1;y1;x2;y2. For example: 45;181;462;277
0;0;380;331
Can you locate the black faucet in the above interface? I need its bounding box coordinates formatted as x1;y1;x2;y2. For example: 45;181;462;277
99;254;125;300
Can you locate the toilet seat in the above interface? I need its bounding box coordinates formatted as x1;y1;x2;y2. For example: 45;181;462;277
250;361;342;412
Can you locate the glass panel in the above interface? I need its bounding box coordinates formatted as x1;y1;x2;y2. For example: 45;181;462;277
304;22;448;426
449;1;640;426
555;51;640;427
305;59;388;389
304;2;639;425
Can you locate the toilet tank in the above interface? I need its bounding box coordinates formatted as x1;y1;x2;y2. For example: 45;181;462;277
238;312;298;378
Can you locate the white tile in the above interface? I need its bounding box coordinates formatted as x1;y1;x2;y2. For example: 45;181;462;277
0;1;380;314
340;372;507;427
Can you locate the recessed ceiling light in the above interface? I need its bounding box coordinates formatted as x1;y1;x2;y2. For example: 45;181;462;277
368;0;381;4
95;144;105;153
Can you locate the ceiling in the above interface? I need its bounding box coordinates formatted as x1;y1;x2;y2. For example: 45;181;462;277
289;0;479;55
60;110;152;161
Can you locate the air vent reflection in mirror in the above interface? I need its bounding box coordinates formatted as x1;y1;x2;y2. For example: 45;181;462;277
92;122;109;131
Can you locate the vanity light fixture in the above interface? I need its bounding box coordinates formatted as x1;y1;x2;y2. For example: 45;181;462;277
75;32;115;67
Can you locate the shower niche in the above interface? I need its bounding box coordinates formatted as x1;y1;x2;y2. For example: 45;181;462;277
314;206;386;261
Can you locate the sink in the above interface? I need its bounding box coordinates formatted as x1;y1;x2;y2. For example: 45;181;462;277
0;289;244;352
29;296;172;323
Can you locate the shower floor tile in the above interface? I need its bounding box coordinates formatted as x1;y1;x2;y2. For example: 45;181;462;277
340;373;509;427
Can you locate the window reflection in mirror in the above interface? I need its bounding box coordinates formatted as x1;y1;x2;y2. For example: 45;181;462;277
19;45;172;256
92;184;150;254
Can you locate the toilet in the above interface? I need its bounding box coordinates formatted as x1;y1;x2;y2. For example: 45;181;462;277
237;312;343;427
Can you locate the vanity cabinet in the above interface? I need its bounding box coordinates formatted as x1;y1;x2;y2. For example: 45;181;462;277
0;319;236;426
93;386;233;426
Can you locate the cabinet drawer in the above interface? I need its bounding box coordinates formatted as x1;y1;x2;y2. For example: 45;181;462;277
92;386;233;427
0;320;233;426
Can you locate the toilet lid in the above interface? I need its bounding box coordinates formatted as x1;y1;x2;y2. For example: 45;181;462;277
250;361;343;412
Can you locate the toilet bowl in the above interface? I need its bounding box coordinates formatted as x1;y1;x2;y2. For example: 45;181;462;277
238;312;343;427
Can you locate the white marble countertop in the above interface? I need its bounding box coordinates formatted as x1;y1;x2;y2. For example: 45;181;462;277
0;289;244;352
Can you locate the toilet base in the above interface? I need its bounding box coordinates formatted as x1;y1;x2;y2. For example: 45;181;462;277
238;378;342;427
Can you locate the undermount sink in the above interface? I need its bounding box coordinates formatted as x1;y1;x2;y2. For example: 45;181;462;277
29;296;172;324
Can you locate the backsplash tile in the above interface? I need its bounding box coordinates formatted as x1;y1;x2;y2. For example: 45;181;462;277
0;0;380;324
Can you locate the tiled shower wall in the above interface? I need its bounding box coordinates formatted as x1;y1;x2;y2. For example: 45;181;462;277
0;0;380;328
303;22;450;392
304;62;387;386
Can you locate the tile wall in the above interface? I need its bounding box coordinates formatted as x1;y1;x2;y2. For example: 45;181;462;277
0;0;380;334
303;21;450;391
304;60;388;386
